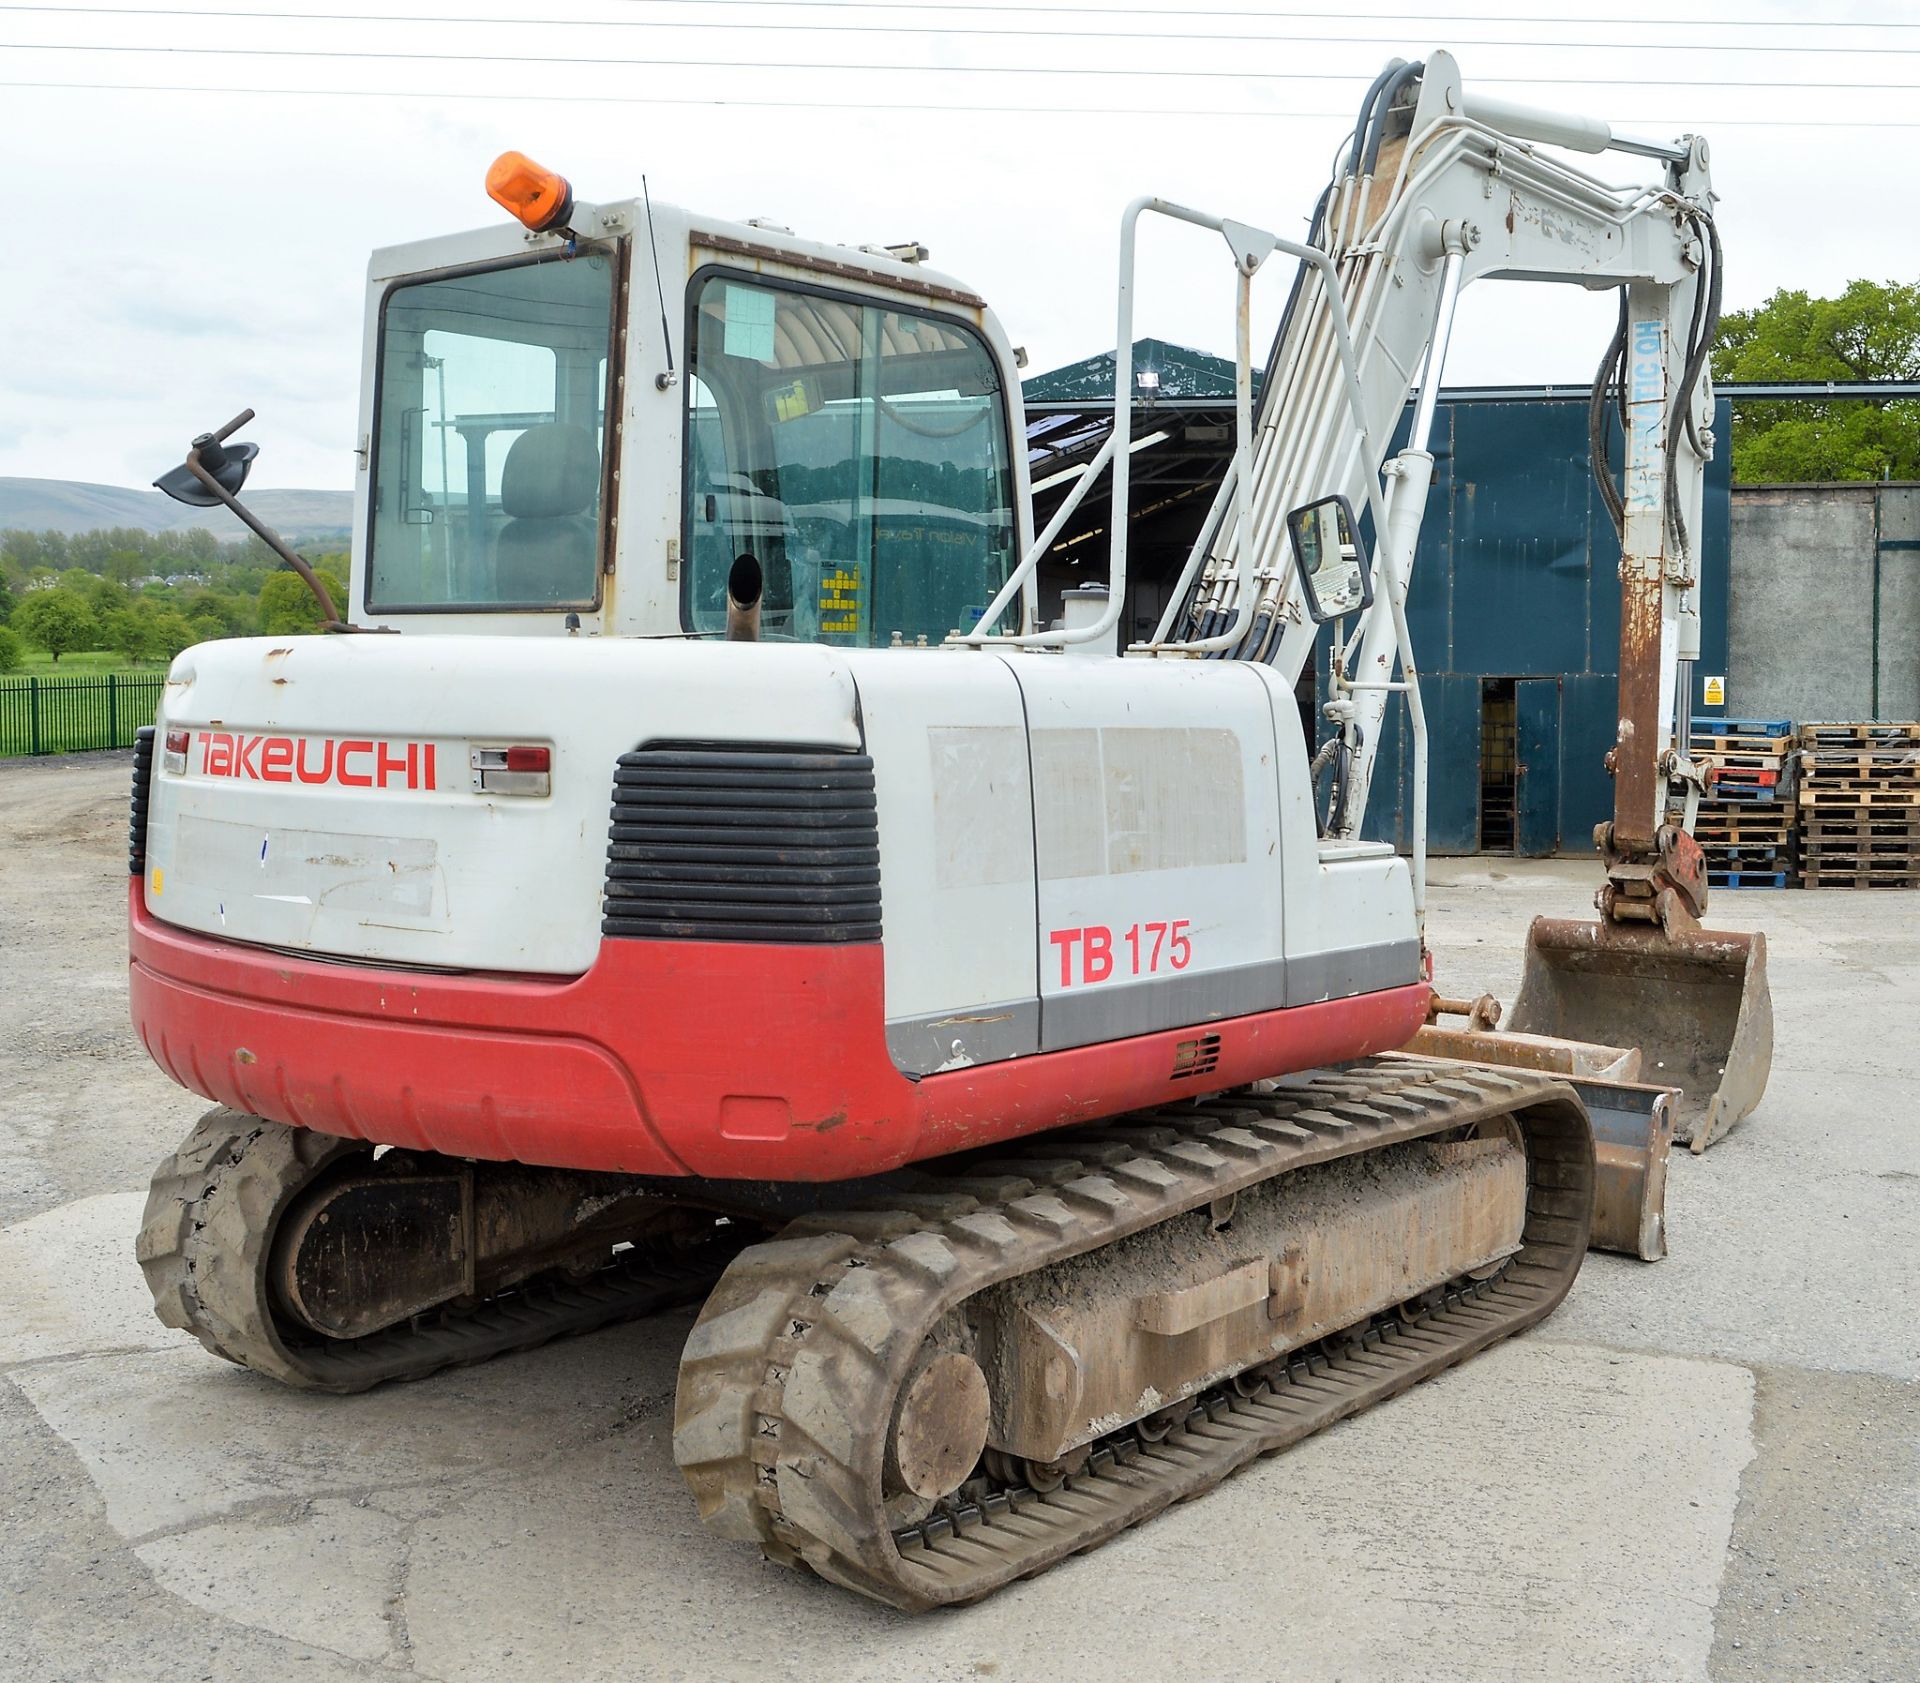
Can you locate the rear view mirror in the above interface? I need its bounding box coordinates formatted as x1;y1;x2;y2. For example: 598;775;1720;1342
1287;494;1371;623
154;433;258;507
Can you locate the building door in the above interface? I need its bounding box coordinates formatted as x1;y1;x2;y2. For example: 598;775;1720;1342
1514;678;1561;857
1479;679;1516;852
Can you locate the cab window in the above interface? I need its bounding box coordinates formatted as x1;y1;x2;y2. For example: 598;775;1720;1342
683;274;1016;644
368;252;616;611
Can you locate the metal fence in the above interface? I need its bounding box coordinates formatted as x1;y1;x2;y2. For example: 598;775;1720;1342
0;673;167;758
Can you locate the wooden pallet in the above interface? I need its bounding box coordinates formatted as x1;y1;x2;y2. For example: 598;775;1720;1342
1692;718;1795;755
1704;851;1790;877
1705;766;1781;790
1695;804;1792;845
1799;721;1920;748
1801;815;1920;841
1696;802;1791;819
1799;751;1920;776
1692;733;1795;755
1802;862;1919;882
1799;787;1920;809
1695;749;1787;772
1801;862;1920;889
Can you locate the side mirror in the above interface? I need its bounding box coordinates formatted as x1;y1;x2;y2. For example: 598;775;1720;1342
152;410;346;631
1286;493;1371;623
154;432;258;507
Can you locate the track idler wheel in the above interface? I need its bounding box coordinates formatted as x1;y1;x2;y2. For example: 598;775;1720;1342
136;1107;371;1386
887;1350;991;1503
138;1107;739;1393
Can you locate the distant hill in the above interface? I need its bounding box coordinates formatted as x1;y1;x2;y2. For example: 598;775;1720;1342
0;477;354;542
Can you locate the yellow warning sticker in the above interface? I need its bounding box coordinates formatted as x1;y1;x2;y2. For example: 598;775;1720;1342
820;567;861;635
150;867;164;896
1702;675;1725;706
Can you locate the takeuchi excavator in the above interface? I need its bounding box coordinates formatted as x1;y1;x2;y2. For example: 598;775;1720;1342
130;52;1771;1608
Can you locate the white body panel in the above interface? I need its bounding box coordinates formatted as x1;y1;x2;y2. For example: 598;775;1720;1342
851;651;1038;1071
144;636;1421;1071
1014;658;1284;1048
146;636;861;973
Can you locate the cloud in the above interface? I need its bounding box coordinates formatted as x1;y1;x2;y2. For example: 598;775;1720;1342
1;0;1915;495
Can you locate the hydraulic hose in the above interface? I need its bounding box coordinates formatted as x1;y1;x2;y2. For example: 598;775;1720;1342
1589;294;1630;542
1361;62;1426;176
1664;208;1722;558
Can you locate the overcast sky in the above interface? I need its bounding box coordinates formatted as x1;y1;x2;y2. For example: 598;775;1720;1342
2;0;1916;491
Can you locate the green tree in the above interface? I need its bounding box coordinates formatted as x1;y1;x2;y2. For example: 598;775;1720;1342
13;588;99;663
179;586;244;634
85;575;130;620
104;547;147;587
148;610;199;662
0;625;22;674
257;567;345;635
101;605;155;666
1713;280;1920;481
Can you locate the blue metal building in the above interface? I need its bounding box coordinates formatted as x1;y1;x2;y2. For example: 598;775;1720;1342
1341;393;1733;855
1023;346;1732;855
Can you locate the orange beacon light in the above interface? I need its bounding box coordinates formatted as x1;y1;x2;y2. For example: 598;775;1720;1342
486;152;574;233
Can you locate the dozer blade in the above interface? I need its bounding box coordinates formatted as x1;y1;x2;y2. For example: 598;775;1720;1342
1506;915;1773;1155
1396;1029;1674;1261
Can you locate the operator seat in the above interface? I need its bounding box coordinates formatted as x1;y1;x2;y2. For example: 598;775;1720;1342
493;422;601;604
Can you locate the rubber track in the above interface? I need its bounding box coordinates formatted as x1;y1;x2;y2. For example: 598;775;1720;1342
672;1057;1593;1609
136;1106;736;1395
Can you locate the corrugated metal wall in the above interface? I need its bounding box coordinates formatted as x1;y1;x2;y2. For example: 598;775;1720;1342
1322;396;1732;855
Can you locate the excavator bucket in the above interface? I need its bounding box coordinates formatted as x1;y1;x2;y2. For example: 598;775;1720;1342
1506;916;1773;1155
1398;1028;1675;1260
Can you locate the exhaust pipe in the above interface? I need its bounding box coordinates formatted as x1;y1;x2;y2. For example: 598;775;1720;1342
726;553;763;642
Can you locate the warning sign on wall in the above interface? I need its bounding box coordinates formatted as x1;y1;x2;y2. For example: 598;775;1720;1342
1702;675;1726;706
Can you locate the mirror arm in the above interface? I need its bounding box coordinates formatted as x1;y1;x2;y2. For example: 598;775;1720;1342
184;411;350;632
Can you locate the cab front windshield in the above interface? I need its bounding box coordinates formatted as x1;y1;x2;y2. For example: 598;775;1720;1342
684;275;1017;644
368;252;616;611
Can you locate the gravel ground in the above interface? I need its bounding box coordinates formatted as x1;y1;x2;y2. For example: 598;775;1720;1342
1;757;1914;1683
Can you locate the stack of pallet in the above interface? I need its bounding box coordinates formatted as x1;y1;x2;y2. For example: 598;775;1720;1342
1796;722;1920;889
1689;717;1796;888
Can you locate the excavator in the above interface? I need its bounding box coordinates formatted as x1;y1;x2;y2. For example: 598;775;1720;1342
130;52;1770;1609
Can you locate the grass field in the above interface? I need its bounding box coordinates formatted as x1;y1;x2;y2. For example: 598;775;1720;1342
11;650;172;674
0;669;167;756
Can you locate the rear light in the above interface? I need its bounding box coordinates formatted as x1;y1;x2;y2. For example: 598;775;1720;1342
471;744;552;798
162;728;189;774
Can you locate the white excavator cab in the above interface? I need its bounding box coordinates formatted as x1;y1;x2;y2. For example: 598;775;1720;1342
343;162;1033;648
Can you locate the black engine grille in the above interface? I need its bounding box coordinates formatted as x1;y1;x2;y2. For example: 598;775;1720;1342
129;726;155;877
602;744;881;943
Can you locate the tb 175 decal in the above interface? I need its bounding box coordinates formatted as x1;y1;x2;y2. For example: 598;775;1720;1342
1049;921;1193;988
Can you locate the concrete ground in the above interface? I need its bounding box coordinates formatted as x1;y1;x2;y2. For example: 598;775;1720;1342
1;754;1914;1683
